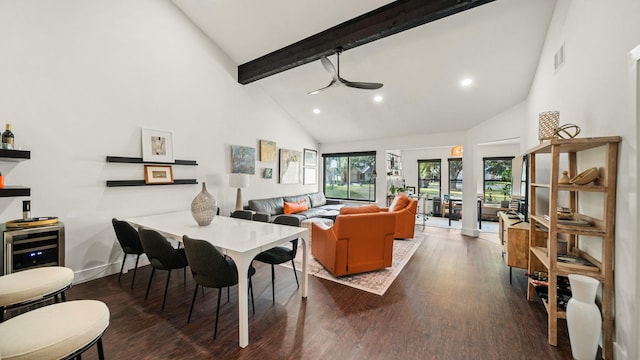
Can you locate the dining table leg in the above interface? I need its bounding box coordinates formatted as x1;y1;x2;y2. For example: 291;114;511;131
301;233;309;298
233;252;252;348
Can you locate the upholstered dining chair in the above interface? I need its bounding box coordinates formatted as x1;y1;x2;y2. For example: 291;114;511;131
230;210;253;220
138;228;188;312
182;235;255;340
253;216;300;304
111;218;145;289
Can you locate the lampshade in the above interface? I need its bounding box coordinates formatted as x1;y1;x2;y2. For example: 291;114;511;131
229;173;250;189
451;145;463;157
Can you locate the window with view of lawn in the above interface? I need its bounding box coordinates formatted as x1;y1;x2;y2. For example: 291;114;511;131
323;152;376;201
483;157;514;205
418;159;441;199
448;158;463;199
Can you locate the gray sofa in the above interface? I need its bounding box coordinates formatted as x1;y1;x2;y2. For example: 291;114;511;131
244;192;343;223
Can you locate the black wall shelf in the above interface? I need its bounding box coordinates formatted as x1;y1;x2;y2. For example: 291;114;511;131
0;149;31;161
106;156;198;166
106;155;199;187
106;179;198;187
0;186;31;197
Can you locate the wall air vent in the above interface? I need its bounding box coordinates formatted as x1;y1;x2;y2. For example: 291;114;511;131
554;43;565;72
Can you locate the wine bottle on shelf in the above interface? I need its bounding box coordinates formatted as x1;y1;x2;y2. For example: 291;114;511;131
2;123;14;150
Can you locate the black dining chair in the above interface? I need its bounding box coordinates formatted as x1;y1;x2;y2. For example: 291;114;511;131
253;216;300;304
230;210;253;220
182;235;255;339
138;228;188;312
111;218;145;289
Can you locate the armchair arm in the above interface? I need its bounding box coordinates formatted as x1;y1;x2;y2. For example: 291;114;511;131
311;222;344;275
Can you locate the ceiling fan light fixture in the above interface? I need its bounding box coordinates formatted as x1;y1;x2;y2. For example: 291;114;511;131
308;49;383;95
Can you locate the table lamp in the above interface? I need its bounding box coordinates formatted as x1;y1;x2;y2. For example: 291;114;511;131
230;174;250;211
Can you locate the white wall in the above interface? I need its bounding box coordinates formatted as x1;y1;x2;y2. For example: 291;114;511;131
0;0;319;282
526;1;640;358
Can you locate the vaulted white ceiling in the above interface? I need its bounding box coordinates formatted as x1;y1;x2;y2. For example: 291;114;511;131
172;0;557;144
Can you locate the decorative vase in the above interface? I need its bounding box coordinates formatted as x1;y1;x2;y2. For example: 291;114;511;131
538;111;560;142
191;182;217;226
559;171;571;185
566;274;602;360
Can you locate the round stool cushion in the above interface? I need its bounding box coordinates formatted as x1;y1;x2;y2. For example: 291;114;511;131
0;300;110;360
0;267;74;307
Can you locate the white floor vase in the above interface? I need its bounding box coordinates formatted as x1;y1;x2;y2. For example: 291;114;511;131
566;274;602;360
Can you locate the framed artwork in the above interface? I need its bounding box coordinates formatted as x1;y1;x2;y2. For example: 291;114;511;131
303;148;317;167
304;167;317;185
231;145;256;174
144;165;174;184
142;128;174;163
260;140;276;161
405;186;416;194
279;149;302;184
263;168;273;179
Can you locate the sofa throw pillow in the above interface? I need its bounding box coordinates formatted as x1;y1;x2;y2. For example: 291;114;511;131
339;204;381;215
389;194;410;212
308;192;327;207
284;200;309;214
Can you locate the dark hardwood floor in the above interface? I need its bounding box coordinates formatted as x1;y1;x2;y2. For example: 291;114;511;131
63;226;578;360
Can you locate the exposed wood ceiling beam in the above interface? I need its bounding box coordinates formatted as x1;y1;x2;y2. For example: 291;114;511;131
238;0;495;84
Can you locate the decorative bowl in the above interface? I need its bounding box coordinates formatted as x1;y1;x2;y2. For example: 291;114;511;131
569;167;600;185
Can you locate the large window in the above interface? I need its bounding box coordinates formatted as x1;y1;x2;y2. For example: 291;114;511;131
483;157;514;205
323;152;376;201
418;159;441;199
448;158;463;198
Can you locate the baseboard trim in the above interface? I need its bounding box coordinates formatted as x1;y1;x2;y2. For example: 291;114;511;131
72;256;150;285
461;227;480;237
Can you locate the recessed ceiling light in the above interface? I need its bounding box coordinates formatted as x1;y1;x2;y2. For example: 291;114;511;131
461;78;473;87
374;95;384;102
313;108;320;114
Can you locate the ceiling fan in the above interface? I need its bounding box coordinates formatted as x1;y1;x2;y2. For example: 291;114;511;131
308;49;383;95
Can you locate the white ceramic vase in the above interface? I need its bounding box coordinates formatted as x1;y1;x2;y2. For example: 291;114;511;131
190;182;217;226
566;274;601;360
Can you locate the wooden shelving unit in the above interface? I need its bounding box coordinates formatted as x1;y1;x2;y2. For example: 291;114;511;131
526;136;619;359
105;156;198;187
0;149;31;197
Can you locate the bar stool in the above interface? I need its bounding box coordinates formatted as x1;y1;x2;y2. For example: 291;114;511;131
0;266;74;322
0;299;110;359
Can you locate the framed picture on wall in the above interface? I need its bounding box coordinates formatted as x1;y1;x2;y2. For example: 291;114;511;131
260;140;276;162
142;128;174;163
303;148;317;167
279;149;302;184
304;167;317;185
144;165;174;184
231;145;256;174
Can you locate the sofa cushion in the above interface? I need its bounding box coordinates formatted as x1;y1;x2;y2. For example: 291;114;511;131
308;192;327;207
283;195;310;208
248;197;284;216
297;207;327;219
389;194;410;212
339;204;381;215
284;200;309;214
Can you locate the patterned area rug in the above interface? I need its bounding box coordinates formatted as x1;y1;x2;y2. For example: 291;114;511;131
283;233;424;296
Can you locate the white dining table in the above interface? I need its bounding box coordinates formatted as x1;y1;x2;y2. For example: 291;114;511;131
126;211;309;348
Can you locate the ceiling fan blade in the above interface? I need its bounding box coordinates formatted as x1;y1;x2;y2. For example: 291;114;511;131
341;78;383;90
307;79;337;95
320;56;338;80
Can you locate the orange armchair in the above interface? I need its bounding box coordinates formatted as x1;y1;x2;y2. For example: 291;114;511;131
383;194;418;239
311;211;396;276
